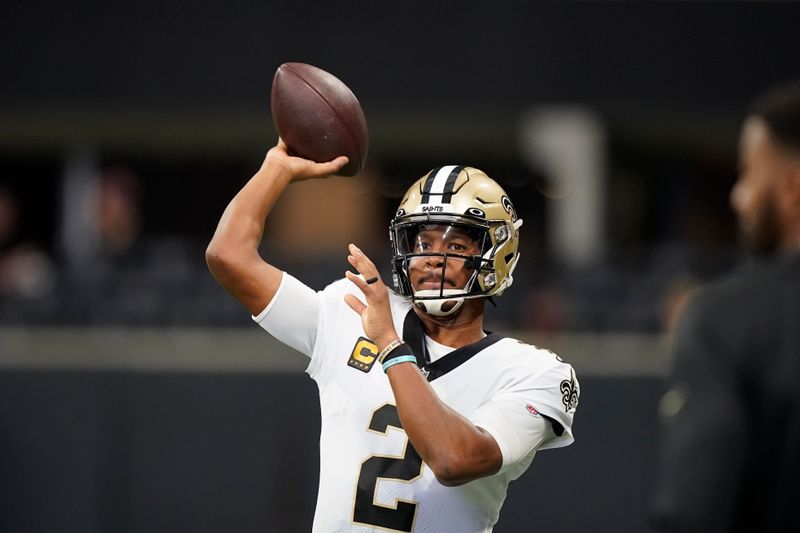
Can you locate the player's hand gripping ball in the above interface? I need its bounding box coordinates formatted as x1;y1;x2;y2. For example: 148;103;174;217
271;62;369;177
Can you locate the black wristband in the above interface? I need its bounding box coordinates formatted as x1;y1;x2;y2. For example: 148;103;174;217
380;343;416;366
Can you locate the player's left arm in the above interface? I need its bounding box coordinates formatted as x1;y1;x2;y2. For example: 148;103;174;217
382;363;506;486
343;244;518;486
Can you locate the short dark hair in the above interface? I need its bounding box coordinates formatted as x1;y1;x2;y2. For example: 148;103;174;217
750;80;800;153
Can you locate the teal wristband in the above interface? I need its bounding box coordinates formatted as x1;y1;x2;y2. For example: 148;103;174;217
382;355;418;373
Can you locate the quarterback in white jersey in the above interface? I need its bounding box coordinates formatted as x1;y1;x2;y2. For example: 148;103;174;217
207;142;579;533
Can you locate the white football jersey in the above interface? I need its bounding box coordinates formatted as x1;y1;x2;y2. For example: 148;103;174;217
255;274;578;533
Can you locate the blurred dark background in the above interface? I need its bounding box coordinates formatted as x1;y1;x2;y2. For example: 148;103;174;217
1;1;797;532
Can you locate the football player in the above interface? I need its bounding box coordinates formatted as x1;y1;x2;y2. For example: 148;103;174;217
650;80;800;532
206;140;579;532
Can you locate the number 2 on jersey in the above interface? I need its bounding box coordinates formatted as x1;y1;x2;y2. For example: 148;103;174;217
353;404;424;532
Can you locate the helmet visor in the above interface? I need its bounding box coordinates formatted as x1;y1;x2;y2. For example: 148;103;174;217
393;222;487;257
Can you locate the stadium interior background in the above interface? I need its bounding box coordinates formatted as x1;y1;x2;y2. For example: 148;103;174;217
1;2;797;532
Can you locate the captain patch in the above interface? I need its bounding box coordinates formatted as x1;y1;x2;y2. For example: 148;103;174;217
347;337;379;373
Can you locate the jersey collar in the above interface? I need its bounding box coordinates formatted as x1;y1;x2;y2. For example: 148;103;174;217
401;310;504;382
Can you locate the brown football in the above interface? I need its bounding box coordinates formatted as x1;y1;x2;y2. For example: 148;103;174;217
271;62;368;177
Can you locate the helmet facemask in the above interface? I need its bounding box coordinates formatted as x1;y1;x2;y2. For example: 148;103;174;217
390;219;485;316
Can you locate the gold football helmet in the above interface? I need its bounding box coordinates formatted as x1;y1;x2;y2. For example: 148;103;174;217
389;165;523;316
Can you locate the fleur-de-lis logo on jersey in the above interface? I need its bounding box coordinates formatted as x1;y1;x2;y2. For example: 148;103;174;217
560;369;579;412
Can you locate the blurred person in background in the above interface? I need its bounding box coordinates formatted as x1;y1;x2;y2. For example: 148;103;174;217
58;167;148;323
60;166;197;324
0;186;55;301
95;167;144;268
206;140;578;532
650;80;800;532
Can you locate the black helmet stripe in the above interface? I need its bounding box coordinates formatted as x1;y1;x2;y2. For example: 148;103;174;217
441;165;463;203
420;166;442;204
420;165;464;204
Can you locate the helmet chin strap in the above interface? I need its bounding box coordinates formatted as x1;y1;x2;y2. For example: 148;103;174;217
412;289;466;317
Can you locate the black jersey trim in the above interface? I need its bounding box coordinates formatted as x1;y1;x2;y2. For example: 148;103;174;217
540;414;565;437
400;309;504;382
423;333;504;381
402;309;429;364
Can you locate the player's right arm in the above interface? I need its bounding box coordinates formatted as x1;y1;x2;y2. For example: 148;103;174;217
205;140;348;315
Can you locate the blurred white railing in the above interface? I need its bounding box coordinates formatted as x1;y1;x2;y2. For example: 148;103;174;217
0;327;671;377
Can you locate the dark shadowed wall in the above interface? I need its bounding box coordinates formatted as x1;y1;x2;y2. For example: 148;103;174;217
0;370;662;533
